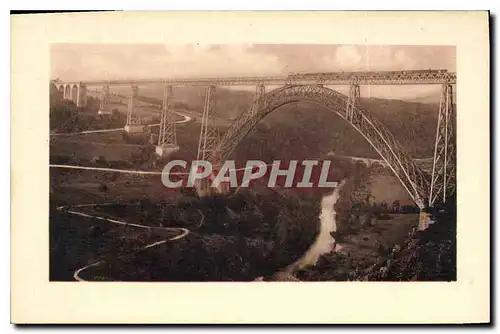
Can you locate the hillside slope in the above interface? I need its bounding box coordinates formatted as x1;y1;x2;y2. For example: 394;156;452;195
126;85;440;158
230;100;438;161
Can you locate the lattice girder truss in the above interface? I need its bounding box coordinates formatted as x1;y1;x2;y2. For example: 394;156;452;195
158;84;177;147
59;69;456;87
126;85;142;125
346;84;360;122
197;84;221;162
100;85;110;113
251;83;266;115
429;83;456;207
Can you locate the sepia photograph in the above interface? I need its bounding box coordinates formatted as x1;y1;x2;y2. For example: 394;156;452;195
11;11;489;324
49;44;457;282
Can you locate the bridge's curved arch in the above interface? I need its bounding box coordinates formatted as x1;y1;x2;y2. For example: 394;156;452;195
209;84;429;208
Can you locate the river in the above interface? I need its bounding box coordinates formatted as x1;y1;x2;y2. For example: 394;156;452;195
284;179;347;274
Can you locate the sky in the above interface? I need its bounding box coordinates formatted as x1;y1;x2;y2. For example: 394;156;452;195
51;44;455;100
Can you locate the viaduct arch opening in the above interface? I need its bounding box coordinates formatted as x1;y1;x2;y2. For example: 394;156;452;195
63;85;71;100
71;85;78;103
209;84;429;209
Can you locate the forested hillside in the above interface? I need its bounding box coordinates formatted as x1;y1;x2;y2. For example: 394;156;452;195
230;99;439;162
113;85;440;158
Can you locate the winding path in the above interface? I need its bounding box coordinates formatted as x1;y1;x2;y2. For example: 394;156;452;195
50;111;192;136
50;164;164;175
56;203;190;281
49;163;274;176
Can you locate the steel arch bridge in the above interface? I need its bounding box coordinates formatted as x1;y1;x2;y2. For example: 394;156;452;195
53;69;456;228
207;84;431;209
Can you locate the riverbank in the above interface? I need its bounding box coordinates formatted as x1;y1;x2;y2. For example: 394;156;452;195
296;213;418;281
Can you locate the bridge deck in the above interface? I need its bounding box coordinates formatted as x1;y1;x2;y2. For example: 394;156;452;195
54;70;456;87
